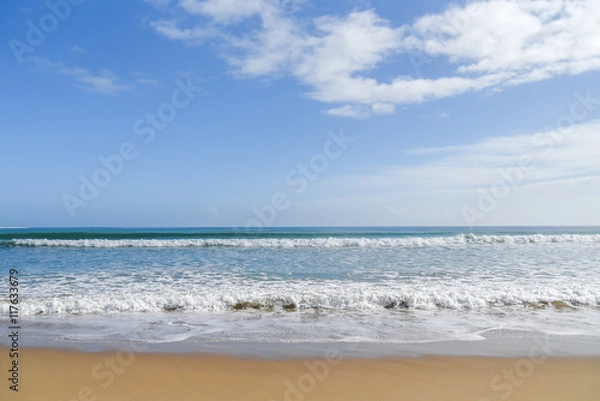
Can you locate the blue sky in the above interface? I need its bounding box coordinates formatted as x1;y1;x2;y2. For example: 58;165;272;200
1;0;600;227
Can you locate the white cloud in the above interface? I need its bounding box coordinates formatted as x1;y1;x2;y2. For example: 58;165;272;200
409;1;600;76
294;11;402;82
325;102;395;118
330;120;600;192
180;0;269;22
371;103;396;115
326;105;369;118
26;57;132;95
130;71;161;87
146;0;600;117
136;77;160;86
150;20;214;43
59;68;133;95
71;46;87;54
291;120;600;225
220;1;306;77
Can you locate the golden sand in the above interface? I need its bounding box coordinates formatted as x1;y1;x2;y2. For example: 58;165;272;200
2;347;599;400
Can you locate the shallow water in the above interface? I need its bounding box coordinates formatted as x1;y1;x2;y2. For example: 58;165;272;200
1;226;599;345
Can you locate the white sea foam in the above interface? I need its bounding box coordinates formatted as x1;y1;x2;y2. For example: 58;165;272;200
4;282;598;317
4;229;600;345
9;234;600;248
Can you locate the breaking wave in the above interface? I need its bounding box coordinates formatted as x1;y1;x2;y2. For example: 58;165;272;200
5;234;600;248
3;287;598;316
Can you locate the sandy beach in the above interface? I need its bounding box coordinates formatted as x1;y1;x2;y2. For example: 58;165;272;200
2;347;599;401
4;0;600;398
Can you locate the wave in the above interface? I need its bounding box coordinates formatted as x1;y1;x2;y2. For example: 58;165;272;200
5;234;600;248
3;287;598;316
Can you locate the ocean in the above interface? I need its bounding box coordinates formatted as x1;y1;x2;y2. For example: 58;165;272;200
1;226;599;347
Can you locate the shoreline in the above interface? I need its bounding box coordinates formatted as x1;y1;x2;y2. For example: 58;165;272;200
2;347;599;400
3;334;600;359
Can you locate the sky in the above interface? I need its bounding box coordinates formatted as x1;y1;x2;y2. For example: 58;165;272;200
1;0;600;227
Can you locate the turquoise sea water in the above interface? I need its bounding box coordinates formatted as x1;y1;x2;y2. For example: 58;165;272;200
1;226;599;345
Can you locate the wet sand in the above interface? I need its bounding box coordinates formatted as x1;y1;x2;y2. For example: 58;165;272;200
2;347;599;400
